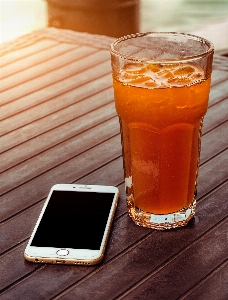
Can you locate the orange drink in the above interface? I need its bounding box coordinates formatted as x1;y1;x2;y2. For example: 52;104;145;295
111;33;214;229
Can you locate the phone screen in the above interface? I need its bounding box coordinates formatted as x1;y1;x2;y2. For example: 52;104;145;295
31;190;115;250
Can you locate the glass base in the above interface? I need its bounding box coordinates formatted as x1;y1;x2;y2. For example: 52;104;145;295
127;198;196;230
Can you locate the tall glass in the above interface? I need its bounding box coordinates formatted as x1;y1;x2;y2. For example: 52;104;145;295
110;33;214;230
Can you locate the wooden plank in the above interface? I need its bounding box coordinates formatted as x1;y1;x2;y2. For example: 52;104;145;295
0;39;58;67
211;69;228;87
0;28;114;59
181;259;228;300
0;48;110;106
0;202;44;255
0;69;112;135
203;97;228;134
0;118;119;184
201;121;228;164
0;43;78;81
209;79;228;106
197;149;228;199
212;55;228;72
0;242;42;292
38;27;115;50
0;118;120;195
0;90;116;162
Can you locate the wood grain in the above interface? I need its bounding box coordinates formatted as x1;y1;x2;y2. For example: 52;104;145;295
0;28;227;299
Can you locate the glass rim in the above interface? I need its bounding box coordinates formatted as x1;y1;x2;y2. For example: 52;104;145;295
110;32;214;64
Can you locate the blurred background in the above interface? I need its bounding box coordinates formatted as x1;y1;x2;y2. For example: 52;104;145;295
0;0;228;52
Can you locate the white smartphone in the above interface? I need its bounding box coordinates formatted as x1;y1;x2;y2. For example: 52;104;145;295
24;184;119;265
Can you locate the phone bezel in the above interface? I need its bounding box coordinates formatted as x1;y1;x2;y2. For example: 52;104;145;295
24;184;119;265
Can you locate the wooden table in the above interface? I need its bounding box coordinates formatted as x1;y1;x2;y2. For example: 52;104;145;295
0;28;228;300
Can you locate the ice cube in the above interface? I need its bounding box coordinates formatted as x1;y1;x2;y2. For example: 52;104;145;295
128;75;152;85
168;77;192;86
147;64;160;72
123;63;147;74
173;65;195;77
157;70;174;79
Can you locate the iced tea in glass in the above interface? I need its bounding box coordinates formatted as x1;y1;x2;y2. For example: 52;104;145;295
110;33;213;229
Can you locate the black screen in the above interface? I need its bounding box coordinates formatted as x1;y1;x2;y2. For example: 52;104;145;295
31;190;115;250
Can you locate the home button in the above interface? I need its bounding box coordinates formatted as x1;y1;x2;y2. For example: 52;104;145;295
56;249;69;256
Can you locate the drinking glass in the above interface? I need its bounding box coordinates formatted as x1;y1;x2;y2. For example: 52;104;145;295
110;32;214;229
